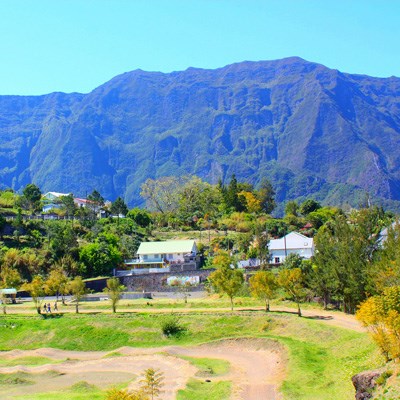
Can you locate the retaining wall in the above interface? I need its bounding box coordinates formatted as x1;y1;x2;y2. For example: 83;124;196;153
120;269;214;292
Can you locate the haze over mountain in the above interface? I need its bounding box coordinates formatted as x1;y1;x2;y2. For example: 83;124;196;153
1;57;400;213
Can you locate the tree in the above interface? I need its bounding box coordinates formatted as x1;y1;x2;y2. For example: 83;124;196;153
21;183;42;213
106;388;145;400
0;214;6;239
79;239;123;277
282;253;303;270
22;276;46;314
368;221;400;294
87;190;105;218
140;368;164;400
238;191;262;214
127;208;152;228
208;252;244;311
224;174;246;212
313;211;381;313
45;267;69;303
0;267;22;314
103;277;125;313
60;194;77;218
285;200;299;217
54;254;81;279
171;280;193;304
357;286;400;362
47;221;78;260
141;176;186;214
306;207;340;229
257;178;276;214
253;231;270;269
68;276;86;313
299;199;321;216
278;268;306;317
110;197;129;225
249;271;278;312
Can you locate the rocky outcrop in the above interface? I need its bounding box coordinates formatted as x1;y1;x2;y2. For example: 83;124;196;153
352;371;381;399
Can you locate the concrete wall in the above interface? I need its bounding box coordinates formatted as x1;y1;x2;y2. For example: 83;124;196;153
121;269;214;292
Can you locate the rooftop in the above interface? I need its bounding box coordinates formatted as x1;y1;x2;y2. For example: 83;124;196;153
137;240;196;255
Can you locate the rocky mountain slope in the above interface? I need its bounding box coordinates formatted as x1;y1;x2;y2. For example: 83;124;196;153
1;57;400;212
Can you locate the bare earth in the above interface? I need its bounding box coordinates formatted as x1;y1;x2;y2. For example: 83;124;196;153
0;339;286;400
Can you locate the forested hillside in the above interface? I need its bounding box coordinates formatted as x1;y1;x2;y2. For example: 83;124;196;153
1;57;400;212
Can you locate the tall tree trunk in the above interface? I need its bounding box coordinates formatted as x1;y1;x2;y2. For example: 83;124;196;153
297;302;301;317
230;296;234;311
323;292;328;310
266;299;270;312
75;303;79;313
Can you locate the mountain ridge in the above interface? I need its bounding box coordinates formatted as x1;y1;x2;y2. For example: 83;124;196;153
1;57;400;214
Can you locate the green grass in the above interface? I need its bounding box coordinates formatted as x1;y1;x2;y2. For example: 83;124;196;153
0;307;384;400
176;378;231;400
0;356;62;367
0;372;35;386
14;381;105;400
178;356;230;377
102;351;125;358
269;314;383;400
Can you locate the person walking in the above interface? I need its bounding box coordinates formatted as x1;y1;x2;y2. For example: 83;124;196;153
54;302;58;312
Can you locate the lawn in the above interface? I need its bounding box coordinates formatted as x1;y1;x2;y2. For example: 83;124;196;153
0;307;383;400
0;293;386;400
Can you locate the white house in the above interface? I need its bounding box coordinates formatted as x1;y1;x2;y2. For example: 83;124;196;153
126;240;198;269
379;221;398;245
268;232;314;265
42;192;71;212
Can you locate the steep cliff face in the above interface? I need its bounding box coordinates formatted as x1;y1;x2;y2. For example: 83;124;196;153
1;57;400;210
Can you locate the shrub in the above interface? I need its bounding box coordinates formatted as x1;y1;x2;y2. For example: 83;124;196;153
375;370;393;386
161;316;186;337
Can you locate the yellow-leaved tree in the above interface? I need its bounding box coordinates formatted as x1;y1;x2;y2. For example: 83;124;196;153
357;286;400;362
249;270;278;312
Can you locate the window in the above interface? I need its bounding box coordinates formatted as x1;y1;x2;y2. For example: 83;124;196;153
274;257;280;264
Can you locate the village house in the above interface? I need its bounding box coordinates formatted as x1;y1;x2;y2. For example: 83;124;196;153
268;232;314;265
125;240;199;270
42;191;71;212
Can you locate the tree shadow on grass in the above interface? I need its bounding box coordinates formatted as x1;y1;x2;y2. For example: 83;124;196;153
302;315;333;320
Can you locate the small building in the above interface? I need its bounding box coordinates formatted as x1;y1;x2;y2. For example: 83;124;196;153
379;221;398;245
0;288;17;303
268;232;314;265
74;198;90;208
42;191;71;212
125;240;198;270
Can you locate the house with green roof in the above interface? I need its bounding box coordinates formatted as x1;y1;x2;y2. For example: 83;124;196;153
125;240;198;270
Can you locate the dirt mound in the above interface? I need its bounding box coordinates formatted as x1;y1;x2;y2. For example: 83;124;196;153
0;339;286;399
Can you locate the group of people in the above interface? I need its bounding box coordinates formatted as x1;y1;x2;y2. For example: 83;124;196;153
43;302;58;313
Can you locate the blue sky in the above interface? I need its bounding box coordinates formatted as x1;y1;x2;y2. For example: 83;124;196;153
1;0;399;95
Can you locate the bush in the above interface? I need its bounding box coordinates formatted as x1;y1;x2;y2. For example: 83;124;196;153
376;370;393;386
161;316;186;337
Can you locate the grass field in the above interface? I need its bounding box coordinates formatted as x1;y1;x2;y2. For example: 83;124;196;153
0;295;386;399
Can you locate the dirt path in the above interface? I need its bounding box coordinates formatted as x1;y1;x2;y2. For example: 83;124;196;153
268;306;365;332
168;339;285;400
0;339;285;400
7;303;365;333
